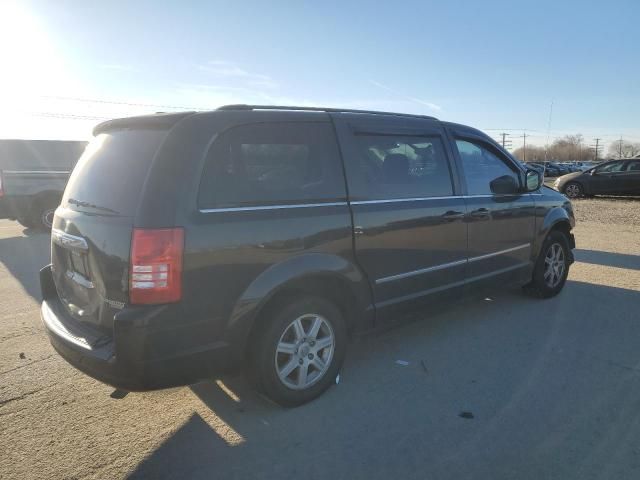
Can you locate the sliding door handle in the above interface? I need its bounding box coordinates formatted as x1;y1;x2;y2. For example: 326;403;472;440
441;210;465;221
469;208;491;219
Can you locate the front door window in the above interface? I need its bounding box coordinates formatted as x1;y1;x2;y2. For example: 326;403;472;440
455;140;520;195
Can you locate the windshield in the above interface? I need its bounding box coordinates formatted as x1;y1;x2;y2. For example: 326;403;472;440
62;129;167;215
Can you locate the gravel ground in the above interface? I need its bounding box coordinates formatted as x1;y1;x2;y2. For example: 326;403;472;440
543;180;640;225
571;196;640;225
1;197;640;480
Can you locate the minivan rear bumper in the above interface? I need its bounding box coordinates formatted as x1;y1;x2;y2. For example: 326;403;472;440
40;265;233;391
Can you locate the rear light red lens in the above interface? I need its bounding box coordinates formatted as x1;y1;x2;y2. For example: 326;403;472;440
130;228;184;304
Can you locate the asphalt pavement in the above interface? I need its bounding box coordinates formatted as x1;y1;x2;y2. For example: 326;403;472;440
1;200;640;480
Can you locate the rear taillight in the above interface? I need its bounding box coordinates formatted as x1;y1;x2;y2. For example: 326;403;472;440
0;171;4;197
130;228;184;304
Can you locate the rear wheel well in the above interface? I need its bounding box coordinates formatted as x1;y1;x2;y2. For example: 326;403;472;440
244;275;358;358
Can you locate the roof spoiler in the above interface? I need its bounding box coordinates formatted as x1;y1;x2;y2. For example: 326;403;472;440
93;112;195;136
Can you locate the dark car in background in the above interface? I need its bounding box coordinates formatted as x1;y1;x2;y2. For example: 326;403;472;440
554;158;640;198
40;105;576;406
529;162;563;177
0;139;87;229
546;162;570;176
559;163;582;173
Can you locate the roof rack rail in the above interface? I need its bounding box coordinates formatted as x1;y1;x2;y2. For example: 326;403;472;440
216;104;437;121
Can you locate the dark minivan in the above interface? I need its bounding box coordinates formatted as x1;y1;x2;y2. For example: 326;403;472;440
41;105;575;406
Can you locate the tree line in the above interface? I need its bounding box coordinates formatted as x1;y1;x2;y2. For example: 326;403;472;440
511;134;640;162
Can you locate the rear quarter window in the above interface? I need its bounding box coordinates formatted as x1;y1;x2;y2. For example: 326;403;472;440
62;129;167;215
198;122;346;209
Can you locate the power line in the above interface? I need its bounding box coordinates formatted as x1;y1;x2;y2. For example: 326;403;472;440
30;112;112;121
39;95;201;111
483;128;545;133
483;129;640;140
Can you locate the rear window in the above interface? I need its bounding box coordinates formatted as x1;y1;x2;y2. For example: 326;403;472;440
198;122;346;209
62;129;167;215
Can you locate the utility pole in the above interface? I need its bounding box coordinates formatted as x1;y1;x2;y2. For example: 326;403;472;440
499;132;512;150
545;100;554;162
516;133;529;162
590;138;602;161
577;140;582;162
618;136;623;159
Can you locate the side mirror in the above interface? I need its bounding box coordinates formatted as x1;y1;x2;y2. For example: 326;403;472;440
490;175;519;194
524;169;542;192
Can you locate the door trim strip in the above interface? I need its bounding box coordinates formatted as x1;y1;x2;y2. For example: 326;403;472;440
467;243;531;263
351;193;530;205
375;243;531;284
198;193;534;213
376;258;468;284
375;262;530;309
351;196;463;205
199;202;348;213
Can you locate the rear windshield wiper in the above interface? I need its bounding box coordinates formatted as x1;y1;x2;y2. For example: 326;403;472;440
67;198;120;215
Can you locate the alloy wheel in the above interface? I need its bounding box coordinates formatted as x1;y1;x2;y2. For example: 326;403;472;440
544;242;565;288
564;183;581;198
274;313;335;390
42;208;55;229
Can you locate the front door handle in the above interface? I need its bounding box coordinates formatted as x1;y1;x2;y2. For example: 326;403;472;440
441;210;465;221
469;208;491;219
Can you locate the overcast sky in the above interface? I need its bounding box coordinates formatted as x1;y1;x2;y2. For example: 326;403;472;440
0;0;638;153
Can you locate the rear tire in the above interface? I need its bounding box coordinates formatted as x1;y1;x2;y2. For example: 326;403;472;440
246;295;347;407
523;231;571;298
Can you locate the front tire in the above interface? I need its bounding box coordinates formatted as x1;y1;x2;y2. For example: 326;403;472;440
524;231;571;298
247;295;347;407
563;182;583;198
